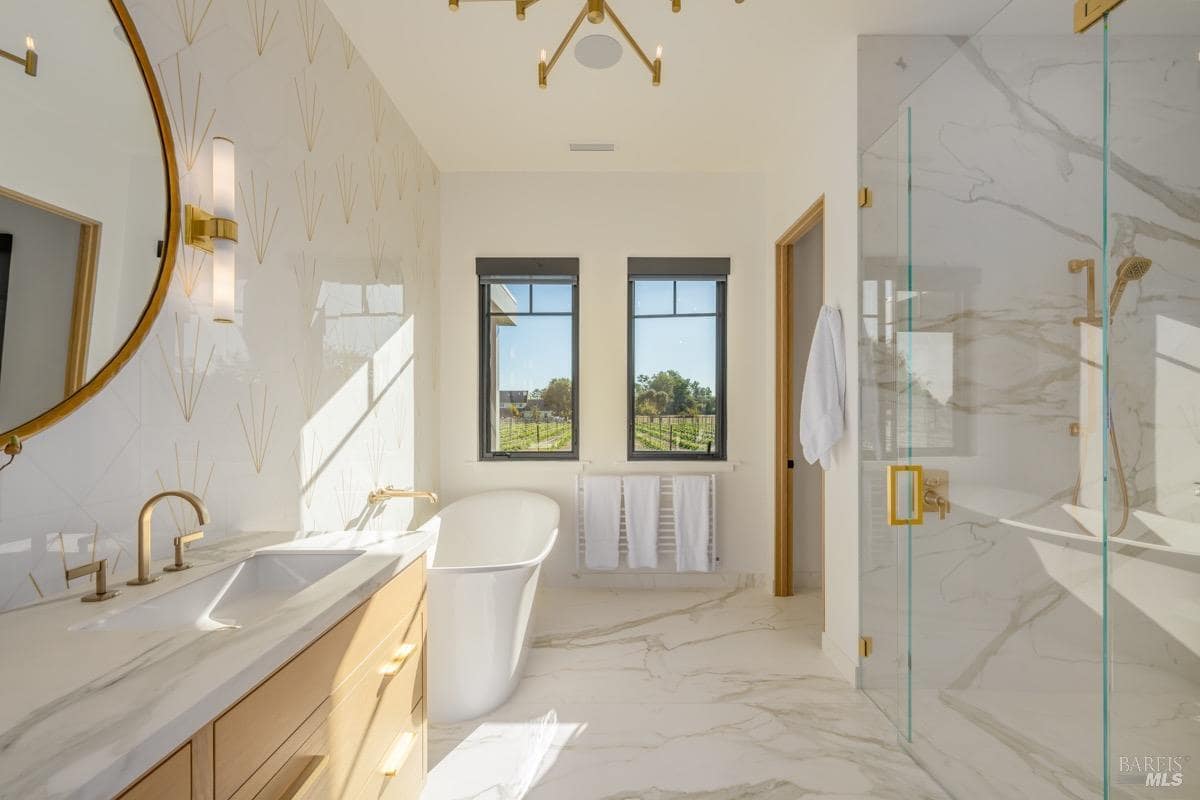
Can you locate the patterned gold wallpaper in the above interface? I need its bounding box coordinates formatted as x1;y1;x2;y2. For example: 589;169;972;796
0;0;441;609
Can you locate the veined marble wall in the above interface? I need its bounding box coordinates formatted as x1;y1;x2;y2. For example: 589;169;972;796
0;0;440;611
860;18;1200;800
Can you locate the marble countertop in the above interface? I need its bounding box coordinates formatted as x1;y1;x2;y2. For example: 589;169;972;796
0;528;434;800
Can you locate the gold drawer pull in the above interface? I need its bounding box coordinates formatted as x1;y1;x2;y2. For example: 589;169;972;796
380;643;417;676
276;755;327;800
382;732;417;778
886;464;925;526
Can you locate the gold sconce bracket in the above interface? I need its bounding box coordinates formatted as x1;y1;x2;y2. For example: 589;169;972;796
184;204;239;254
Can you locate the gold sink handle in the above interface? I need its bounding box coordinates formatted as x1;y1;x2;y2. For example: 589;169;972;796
65;558;118;603
164;530;204;572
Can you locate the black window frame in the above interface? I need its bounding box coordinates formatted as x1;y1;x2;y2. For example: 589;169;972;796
478;258;580;461
627;258;729;461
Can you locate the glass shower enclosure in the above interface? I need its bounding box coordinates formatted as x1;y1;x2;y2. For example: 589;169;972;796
859;2;1200;798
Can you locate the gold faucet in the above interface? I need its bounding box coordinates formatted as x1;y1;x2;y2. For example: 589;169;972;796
129;490;211;586
368;486;439;506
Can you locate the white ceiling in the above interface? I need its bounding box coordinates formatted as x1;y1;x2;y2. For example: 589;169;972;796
323;0;1016;172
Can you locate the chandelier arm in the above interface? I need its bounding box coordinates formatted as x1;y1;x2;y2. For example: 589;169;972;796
545;3;589;76
604;1;655;74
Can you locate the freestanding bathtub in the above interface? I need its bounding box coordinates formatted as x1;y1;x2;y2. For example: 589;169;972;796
422;490;559;723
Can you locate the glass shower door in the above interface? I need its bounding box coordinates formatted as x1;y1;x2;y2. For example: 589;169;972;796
893;6;1109;798
859;114;911;734
1105;4;1200;796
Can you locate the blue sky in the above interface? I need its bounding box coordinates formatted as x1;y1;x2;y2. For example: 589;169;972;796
497;281;717;392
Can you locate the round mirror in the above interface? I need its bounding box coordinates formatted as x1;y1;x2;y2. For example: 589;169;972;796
0;0;177;439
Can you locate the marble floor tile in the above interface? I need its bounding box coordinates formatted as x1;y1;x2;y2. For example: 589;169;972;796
424;587;949;800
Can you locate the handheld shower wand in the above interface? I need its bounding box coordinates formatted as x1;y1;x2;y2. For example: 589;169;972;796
1109;256;1153;317
1070;256;1153;538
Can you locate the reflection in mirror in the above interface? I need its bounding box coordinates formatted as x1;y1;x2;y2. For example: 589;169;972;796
0;0;170;435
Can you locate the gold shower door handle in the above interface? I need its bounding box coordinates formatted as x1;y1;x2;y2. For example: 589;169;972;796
887;464;925;526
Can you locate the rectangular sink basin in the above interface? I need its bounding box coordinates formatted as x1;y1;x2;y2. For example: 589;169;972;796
74;551;363;632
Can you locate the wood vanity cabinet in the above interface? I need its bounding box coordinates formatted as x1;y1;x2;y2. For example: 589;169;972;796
114;559;427;800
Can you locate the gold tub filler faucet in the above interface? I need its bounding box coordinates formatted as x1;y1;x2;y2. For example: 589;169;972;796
368;486;439;506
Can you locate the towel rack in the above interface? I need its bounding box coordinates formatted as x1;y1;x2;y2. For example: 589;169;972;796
574;474;718;573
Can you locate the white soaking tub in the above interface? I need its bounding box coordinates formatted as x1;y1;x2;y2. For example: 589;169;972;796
422;490;559;723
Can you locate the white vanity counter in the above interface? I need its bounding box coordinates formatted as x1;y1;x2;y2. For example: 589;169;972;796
0;529;434;800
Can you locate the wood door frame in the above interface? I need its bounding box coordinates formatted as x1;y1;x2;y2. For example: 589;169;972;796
0;184;102;397
774;195;826;608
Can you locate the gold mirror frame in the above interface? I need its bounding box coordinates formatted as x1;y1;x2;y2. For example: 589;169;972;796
3;0;180;443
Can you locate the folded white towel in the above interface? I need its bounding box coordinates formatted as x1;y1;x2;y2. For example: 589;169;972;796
623;475;661;569
800;305;847;470
583;476;622;570
673;475;712;572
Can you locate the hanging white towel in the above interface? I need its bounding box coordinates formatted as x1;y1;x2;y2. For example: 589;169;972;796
623;475;661;569
800;305;847;470
583;476;622;570
673;475;712;572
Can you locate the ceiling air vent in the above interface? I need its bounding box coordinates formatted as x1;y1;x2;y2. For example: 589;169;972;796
569;143;616;152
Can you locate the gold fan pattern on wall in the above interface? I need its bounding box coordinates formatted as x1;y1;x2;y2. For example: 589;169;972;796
175;0;214;46
293;352;323;420
294;75;324;154
238;171;280;265
295;161;325;242
157;54;215;172
335;155;358;224
237;384;278;474
293;252;322;323
391;145;408;202
340;29;356;69
296;0;325;65
293;433;323;509
246;0;279;56
367;219;385;280
368;150;387;211
368;80;386;143
157;314;215;423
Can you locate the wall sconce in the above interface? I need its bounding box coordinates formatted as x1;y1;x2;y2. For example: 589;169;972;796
0;36;37;77
184;137;238;323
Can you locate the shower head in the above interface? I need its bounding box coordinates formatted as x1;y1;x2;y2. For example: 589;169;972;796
1109;256;1153;317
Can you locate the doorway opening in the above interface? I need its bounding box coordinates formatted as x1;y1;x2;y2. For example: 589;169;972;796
774;196;825;617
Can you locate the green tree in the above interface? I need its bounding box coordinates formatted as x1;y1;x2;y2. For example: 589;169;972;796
635;370;714;416
541;377;573;419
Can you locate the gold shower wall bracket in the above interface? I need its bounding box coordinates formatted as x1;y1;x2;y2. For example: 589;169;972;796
183;204;238;255
1074;0;1127;33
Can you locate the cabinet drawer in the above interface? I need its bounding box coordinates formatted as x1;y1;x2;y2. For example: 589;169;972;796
118;742;191;800
354;707;427;800
215;560;424;800
249;678;425;800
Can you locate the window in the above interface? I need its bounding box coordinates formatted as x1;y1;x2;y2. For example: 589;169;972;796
478;258;579;460
628;258;728;460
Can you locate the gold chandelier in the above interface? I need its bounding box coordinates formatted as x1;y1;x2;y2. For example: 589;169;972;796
448;0;745;88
